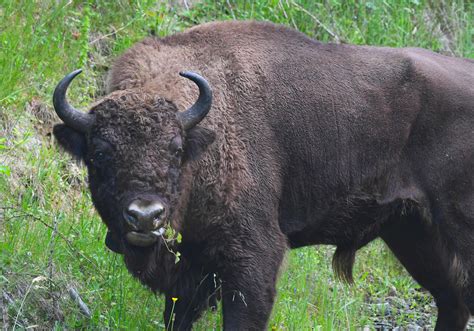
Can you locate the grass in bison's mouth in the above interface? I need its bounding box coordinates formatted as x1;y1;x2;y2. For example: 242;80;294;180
124;227;182;263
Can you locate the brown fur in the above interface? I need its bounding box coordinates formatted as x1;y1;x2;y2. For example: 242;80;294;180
54;21;474;330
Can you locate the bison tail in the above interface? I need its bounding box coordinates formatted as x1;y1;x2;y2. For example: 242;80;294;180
332;246;356;283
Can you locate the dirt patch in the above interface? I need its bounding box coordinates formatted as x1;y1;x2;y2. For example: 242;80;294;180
0;270;90;329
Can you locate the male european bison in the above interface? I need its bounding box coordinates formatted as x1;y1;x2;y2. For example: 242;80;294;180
53;21;474;330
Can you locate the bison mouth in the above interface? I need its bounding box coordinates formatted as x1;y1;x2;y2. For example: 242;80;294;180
125;227;166;247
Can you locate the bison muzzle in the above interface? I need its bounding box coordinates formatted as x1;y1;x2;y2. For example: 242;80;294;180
52;21;474;330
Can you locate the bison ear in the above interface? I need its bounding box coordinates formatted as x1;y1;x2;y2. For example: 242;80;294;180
53;124;86;160
184;126;216;161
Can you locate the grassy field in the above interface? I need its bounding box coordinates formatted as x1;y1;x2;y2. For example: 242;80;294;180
0;0;472;329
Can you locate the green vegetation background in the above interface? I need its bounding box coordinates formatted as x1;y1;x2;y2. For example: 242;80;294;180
0;0;472;329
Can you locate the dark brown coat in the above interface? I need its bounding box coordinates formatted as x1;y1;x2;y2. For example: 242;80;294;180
53;21;474;330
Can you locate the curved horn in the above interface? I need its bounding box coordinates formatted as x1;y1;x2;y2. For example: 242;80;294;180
177;71;213;130
53;69;93;133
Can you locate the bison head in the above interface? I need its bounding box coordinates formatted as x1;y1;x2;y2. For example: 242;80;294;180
52;70;215;252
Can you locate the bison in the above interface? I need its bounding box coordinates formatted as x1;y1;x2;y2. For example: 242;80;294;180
52;21;474;330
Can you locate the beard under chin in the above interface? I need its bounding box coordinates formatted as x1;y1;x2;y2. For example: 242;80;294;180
122;236;183;293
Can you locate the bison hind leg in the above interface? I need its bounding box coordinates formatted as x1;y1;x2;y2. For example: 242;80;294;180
380;211;470;330
332;246;356;283
457;251;474;315
459;242;474;314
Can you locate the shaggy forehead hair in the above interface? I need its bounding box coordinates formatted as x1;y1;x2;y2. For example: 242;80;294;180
89;90;182;144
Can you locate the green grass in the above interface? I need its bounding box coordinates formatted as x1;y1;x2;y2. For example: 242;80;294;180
0;0;472;329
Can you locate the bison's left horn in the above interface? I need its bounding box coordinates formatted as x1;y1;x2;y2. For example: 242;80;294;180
53;69;94;133
177;71;213;130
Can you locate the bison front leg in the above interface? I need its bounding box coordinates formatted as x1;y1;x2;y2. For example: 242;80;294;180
218;229;287;330
163;268;219;330
163;294;196;331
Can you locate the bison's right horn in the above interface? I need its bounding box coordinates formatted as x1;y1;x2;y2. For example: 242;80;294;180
177;71;213;130
53;69;94;133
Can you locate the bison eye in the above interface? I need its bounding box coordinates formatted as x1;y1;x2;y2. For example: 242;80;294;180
96;151;105;160
169;135;183;157
90;151;107;167
174;147;184;157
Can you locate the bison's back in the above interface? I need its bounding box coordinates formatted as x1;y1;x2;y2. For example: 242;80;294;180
106;21;474;233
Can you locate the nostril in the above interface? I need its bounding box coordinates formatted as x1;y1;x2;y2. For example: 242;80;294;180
152;206;164;218
150;205;165;229
123;209;139;229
